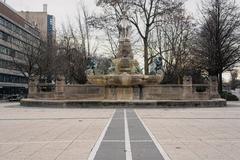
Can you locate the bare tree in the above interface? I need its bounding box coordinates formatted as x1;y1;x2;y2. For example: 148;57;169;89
195;0;240;93
55;3;101;84
95;0;183;74
128;0;183;74
76;3;98;57
10;39;43;84
148;7;195;83
35;41;60;83
88;3;120;58
69;48;87;84
11;36;61;88
58;24;87;84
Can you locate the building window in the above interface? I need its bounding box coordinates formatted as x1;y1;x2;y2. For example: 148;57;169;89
0;17;3;26
0;73;27;84
0;16;40;46
0;31;3;40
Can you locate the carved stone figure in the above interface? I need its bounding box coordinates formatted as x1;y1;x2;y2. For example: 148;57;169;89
150;57;163;75
118;11;131;40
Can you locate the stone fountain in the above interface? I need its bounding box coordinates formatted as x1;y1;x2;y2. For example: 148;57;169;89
21;3;226;107
88;11;164;92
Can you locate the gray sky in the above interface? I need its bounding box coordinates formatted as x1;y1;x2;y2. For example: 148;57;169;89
4;0;203;30
4;0;240;81
5;0;97;30
5;0;240;30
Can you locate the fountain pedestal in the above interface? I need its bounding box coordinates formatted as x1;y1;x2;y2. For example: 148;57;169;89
20;6;226;107
87;13;164;100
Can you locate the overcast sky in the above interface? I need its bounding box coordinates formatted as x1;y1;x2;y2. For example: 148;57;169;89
3;0;240;81
3;0;204;29
4;0;240;30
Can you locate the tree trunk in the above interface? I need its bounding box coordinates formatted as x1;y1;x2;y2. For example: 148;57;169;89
144;40;149;75
218;72;223;93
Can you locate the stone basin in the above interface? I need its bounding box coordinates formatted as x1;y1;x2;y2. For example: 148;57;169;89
88;73;164;86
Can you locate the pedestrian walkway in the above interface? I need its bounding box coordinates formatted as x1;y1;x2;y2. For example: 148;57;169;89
89;109;169;160
0;103;240;160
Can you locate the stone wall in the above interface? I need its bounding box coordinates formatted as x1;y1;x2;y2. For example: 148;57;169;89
65;85;105;100
143;85;183;100
28;76;219;101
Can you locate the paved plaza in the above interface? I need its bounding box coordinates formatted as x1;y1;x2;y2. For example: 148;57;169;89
0;102;239;159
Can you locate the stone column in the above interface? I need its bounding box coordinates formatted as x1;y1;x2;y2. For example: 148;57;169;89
55;75;65;99
183;76;193;99
28;77;39;98
209;76;220;98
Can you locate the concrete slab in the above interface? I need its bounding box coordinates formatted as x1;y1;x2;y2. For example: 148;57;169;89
0;103;114;160
94;142;126;160
131;142;164;160
92;109;166;160
93;109;126;160
136;104;240;160
127;110;165;160
0;102;240;160
103;111;124;141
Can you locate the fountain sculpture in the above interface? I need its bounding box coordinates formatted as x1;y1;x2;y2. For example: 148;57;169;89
88;11;164;88
21;1;225;107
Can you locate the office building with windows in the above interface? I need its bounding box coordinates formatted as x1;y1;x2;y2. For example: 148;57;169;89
18;4;56;44
0;1;40;98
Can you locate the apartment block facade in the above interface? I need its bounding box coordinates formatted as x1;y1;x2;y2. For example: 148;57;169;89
18;5;56;44
0;2;40;97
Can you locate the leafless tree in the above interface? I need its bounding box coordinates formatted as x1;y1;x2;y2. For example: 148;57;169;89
129;0;183;74
10;39;43;84
195;0;240;92
148;7;195;83
95;0;183;74
35;41;60;83
57;24;87;84
88;3;120;58
76;3;98;57
55;3;101;84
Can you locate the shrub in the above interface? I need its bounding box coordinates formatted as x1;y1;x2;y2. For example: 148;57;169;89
220;91;239;101
196;86;207;92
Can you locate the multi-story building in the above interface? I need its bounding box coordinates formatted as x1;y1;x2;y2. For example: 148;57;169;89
47;14;56;44
0;1;40;98
18;4;56;44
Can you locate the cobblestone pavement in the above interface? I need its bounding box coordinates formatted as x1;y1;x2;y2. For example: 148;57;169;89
0;102;240;160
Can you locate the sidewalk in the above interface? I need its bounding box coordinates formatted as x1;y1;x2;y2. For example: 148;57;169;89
0;104;113;160
137;104;240;160
0;103;239;160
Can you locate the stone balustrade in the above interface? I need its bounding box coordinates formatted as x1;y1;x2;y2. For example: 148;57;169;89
28;76;220;101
